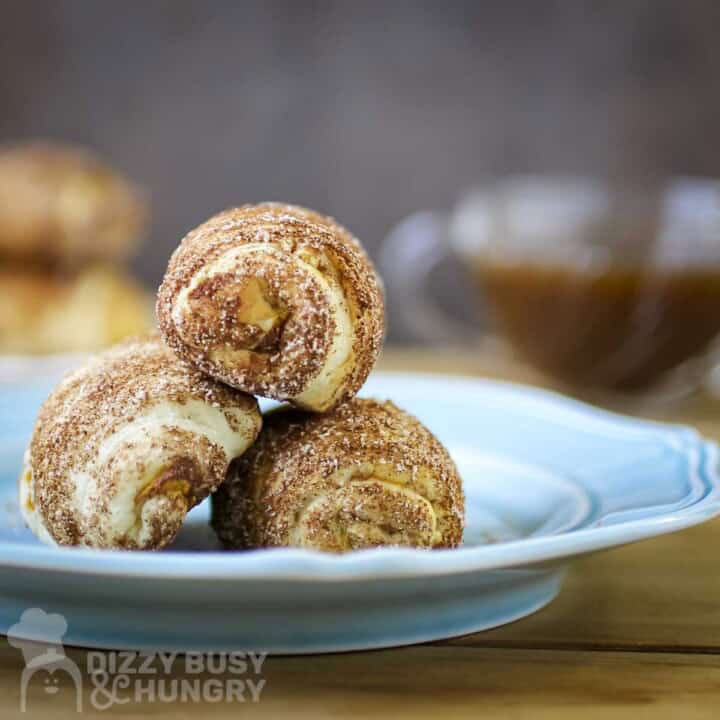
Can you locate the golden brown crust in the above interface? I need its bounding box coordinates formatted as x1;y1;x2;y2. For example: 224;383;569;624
157;203;385;411
25;336;262;550
0;141;145;264
212;399;465;552
0;265;152;354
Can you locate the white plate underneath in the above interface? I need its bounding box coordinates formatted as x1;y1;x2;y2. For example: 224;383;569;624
1;371;719;653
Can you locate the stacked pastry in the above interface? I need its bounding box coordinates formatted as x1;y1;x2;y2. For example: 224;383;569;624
0;142;151;354
22;202;465;551
22;337;261;549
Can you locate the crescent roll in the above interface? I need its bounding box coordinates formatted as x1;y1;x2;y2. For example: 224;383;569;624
0;265;152;354
0;142;145;264
21;337;261;550
157;203;385;412
212;399;465;552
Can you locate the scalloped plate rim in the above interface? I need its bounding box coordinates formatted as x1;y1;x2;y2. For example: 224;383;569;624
1;372;719;582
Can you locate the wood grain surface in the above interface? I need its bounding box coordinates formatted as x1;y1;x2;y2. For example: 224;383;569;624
1;347;719;718
0;646;719;719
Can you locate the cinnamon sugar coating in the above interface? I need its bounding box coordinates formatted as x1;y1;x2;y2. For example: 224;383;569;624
157;203;385;412
212;399;465;552
22;336;261;550
0;141;145;264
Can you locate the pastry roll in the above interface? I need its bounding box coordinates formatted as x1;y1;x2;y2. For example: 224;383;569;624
0;142;145;264
21;337;261;550
0;265;152;354
157;203;385;412
212;399;464;552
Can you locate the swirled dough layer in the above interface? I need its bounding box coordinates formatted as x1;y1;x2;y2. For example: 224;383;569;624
22;336;261;550
157;203;385;412
212;399;464;552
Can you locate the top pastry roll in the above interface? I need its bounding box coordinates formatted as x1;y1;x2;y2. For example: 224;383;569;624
157;203;385;411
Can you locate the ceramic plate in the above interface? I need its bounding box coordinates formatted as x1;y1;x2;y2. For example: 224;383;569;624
1;370;719;653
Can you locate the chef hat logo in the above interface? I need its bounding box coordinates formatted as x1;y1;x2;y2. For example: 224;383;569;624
7;608;68;666
8;609;83;713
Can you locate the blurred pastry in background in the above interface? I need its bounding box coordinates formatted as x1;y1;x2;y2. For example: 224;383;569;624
0;265;151;354
0;141;145;264
0;141;152;354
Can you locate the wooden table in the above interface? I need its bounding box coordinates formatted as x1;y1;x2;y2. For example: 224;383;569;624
2;348;720;718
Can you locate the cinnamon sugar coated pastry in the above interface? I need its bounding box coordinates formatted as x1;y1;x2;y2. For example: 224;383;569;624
0;142;145;264
212;399;464;552
157;203;385;412
21;337;262;550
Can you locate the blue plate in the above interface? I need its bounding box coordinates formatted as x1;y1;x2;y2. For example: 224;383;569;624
1;370;719;653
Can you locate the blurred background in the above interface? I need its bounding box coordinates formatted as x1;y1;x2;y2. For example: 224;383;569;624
3;0;720;396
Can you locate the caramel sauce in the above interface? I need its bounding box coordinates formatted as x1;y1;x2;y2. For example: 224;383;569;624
470;260;720;391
